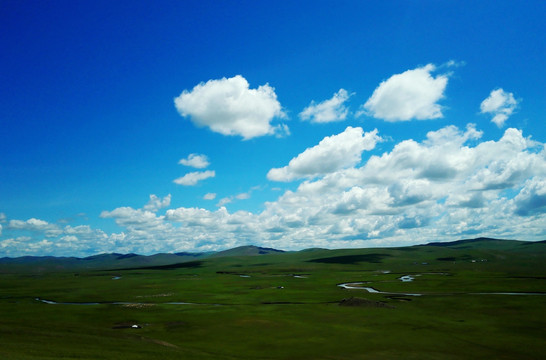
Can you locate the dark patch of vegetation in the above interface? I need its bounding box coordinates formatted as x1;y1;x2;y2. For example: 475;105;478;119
308;253;391;264
437;255;472;261
385;296;413;302
164;321;188;331
112;322;141;329
117;260;203;270
216;271;250;275
521;240;546;245
261;301;305;305
338;297;394;308
393;247;419;251
437;257;456;261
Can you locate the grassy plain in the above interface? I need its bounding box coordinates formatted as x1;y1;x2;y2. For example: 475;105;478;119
1;239;545;359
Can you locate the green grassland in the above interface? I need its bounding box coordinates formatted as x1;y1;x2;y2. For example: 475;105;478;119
1;238;545;359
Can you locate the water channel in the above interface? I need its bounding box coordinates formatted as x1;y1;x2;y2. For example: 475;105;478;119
337;282;546;296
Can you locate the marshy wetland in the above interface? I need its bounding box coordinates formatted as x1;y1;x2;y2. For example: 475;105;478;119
1;238;545;359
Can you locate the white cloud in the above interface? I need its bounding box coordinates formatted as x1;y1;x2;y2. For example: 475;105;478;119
480;88;518;127
216;193;248;207
101;125;542;253
173;170;215;186
236;192;251;200
360;64;448;121
100;206;170;235
0;237;33;256
0;213;6;223
216;197;232;207
179;154;210;169
174;75;287;140
299;89;352;123
267;126;381;182
4;126;546;256
214;188;256;207
8;218;62;237
9;218;47;230
256;124;545;248
514;178;546;216
203;193;217;200
142;194;171;212
59;225;109;252
1;219;110;256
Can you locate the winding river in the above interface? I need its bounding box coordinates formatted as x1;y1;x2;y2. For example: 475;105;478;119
337;282;546;296
32;276;546;307
35;298;203;306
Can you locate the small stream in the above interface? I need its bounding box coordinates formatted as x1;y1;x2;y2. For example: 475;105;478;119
338;282;546;296
33;277;546;307
35;298;202;306
338;283;422;296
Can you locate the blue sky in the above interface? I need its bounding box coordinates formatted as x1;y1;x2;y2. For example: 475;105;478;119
1;1;545;256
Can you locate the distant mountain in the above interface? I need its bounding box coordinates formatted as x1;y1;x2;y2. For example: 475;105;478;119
0;245;285;273
211;245;285;257
425;237;537;251
2;239;544;273
425;237;524;249
174;251;210;257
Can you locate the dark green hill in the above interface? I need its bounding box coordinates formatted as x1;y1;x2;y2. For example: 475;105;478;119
211;245;285;257
0;246;286;273
1;238;544;273
425;237;530;250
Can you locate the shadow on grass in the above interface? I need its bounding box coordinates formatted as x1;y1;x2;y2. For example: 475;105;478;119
307;253;391;264
114;260;203;270
436;255;472;261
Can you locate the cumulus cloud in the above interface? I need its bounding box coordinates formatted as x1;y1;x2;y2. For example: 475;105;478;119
267;126;381;182
217;197;232;207
480;88;518;127
514;178;546;216
3;125;546;256
143;194;171;212
0;237;33;255
236;192;251;200
174;75;287;140
216;191;252;207
1;219;110;256
360;64;448;121
100;207;167;230
179;154;210;168
0;213;6;223
173;170;215;186
203;193;217;200
258;124;544;246
299;89;352;123
8;218;62;237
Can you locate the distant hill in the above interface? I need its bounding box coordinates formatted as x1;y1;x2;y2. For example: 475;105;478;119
0;245;285;273
211;245;285;258
0;253;184;272
1;238;544;273
424;237;542;251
